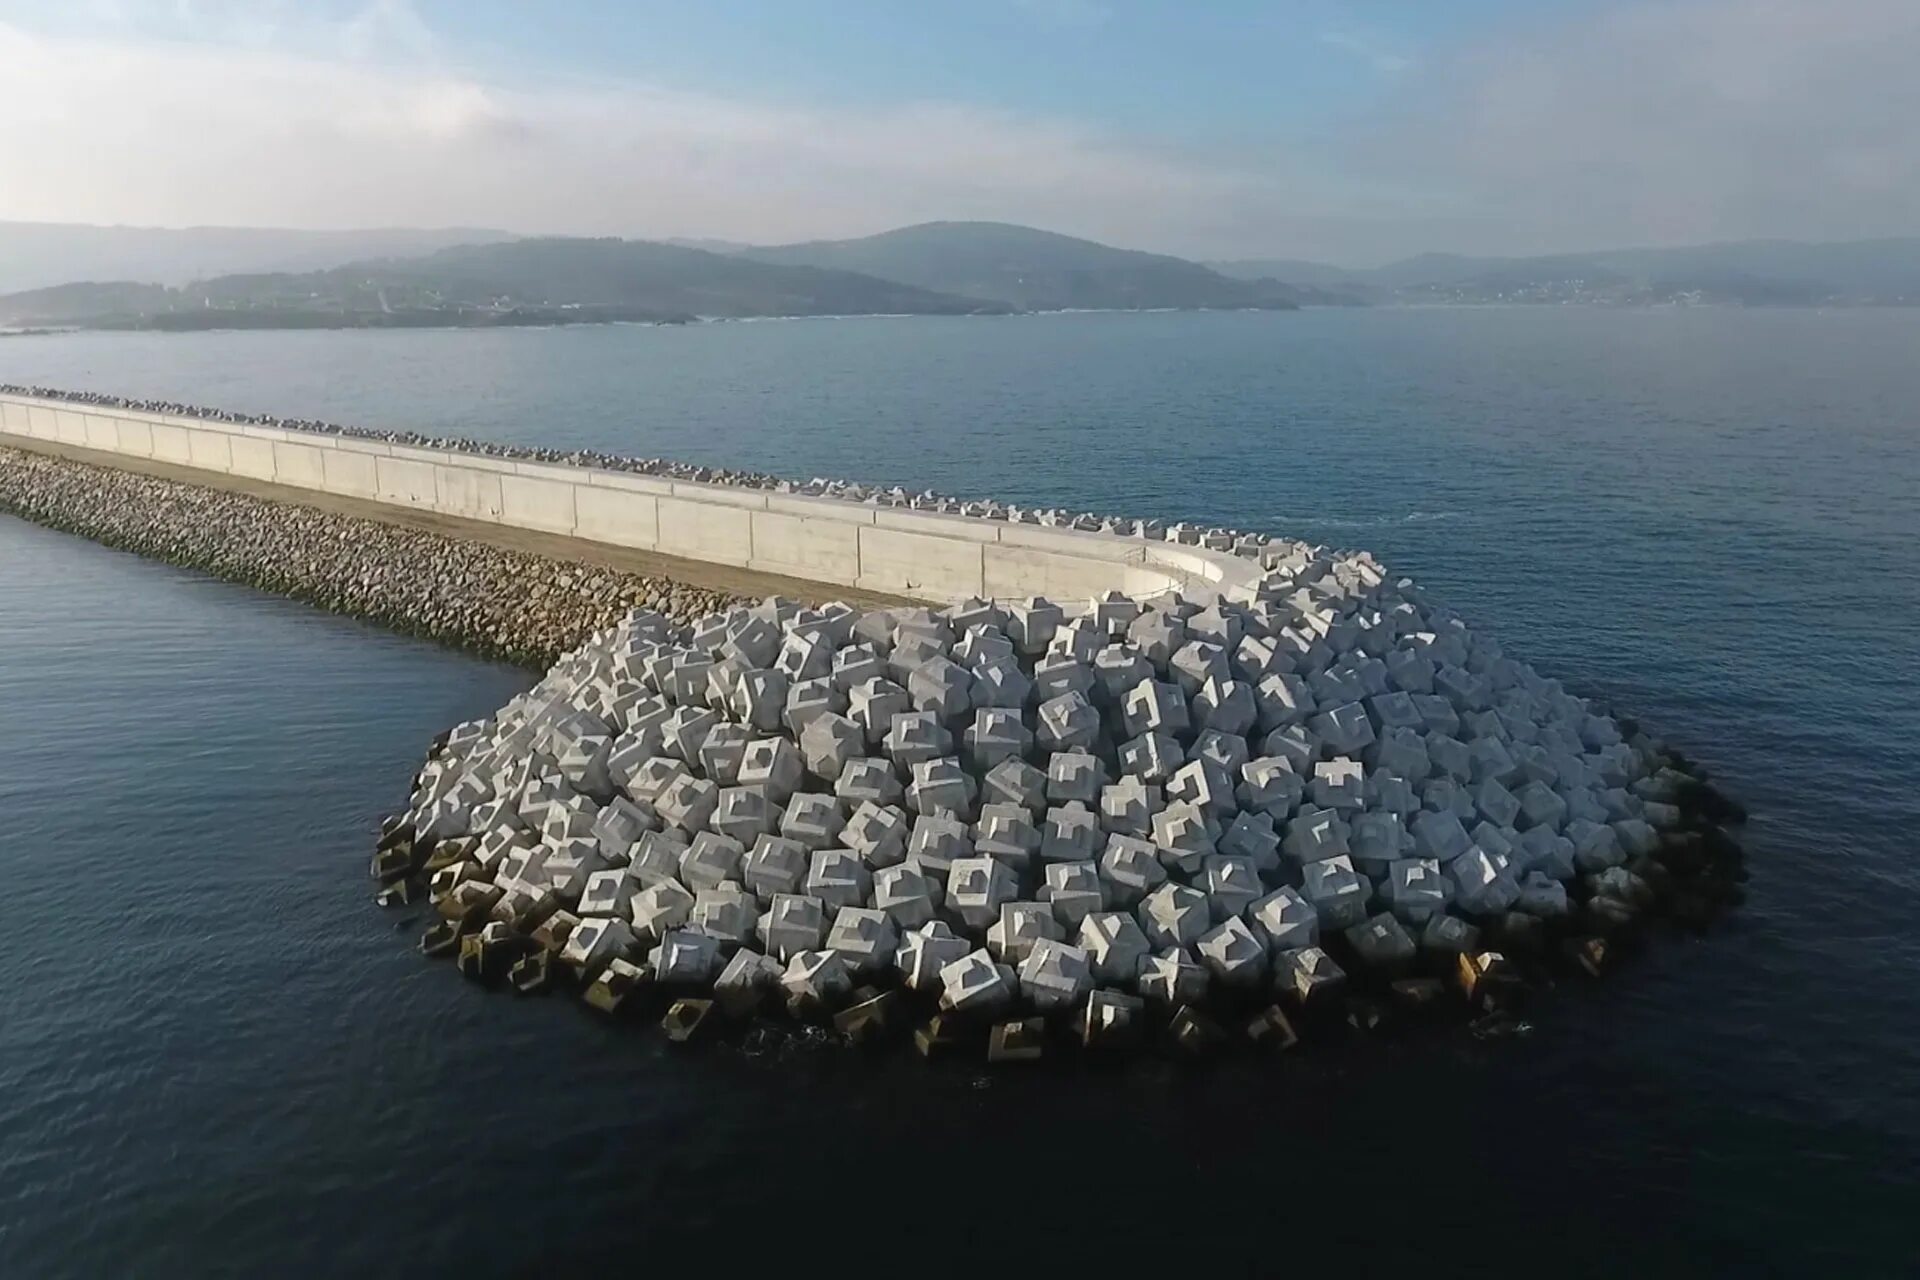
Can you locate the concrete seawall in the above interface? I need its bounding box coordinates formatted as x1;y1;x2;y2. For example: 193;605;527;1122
0;393;1261;605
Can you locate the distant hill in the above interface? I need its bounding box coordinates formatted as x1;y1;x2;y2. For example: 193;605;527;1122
0;236;1011;329
0;221;519;295
741;221;1304;311
1213;238;1920;305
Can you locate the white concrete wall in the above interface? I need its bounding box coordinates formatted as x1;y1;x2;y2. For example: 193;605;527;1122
0;392;1262;604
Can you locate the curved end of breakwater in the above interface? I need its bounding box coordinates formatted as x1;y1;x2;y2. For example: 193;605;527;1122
382;579;1747;1060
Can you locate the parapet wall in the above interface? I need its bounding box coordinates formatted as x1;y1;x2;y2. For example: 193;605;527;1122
0;393;1258;605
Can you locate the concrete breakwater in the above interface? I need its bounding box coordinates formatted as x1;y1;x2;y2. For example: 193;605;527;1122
389;558;1747;1059
0;447;742;664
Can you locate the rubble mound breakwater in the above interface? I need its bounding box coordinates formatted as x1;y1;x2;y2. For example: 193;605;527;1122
386;556;1747;1059
0;447;738;662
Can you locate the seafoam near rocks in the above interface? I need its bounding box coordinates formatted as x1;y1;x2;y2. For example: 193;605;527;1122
390;543;1746;1054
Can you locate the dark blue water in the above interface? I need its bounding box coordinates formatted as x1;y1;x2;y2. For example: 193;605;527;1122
3;309;1918;1274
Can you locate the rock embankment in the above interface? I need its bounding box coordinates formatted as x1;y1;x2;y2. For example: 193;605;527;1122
0;446;739;666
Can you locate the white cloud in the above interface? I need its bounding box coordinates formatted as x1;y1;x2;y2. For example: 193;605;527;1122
1;1;1914;263
0;16;1365;256
1373;0;1920;253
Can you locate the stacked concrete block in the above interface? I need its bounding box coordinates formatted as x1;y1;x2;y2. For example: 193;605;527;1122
397;531;1685;1051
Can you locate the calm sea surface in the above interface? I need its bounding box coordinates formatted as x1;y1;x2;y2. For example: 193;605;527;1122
2;309;1917;1274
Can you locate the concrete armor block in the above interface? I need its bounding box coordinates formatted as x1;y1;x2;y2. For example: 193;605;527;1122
964;707;1031;774
843;800;910;868
779;791;844;851
974;803;1042;868
761;893;826;960
1138;882;1211;949
1301;855;1370;929
743;834;810;903
938;948;1014;1015
1311;757;1367;810
712;786;778;845
1138;947;1210;1005
1217;809;1281;872
679;831;744;890
805;848;872;911
1041;860;1106;928
988;901;1064;964
848;678;913;745
1098;833;1167;905
1040;803;1102;864
1046;750;1105;805
1118;731;1184;785
1283;805;1350;864
896;921;972;991
947;856;1019;930
873;862;942;929
835;756;904;809
1202;854;1264;921
1019;938;1094;1010
1036;691;1101;753
1197;917;1268;987
1249;886;1319;951
884;711;952;772
907;813;972;877
691;883;758;946
1099;776;1161;836
982;758;1048;814
1385;858;1448;924
1151;802;1216;875
826;906;899;972
630;880;696;942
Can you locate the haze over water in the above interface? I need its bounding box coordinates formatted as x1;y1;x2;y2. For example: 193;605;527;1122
3;308;1918;1273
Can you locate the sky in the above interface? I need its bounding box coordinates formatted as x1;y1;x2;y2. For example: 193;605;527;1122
0;0;1914;265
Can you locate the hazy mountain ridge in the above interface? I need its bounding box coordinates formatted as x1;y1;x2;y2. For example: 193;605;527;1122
0;221;520;295
1211;238;1920;305
740;221;1306;312
0;237;1011;328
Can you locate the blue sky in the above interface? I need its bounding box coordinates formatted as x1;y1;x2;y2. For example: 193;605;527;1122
0;1;1913;263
